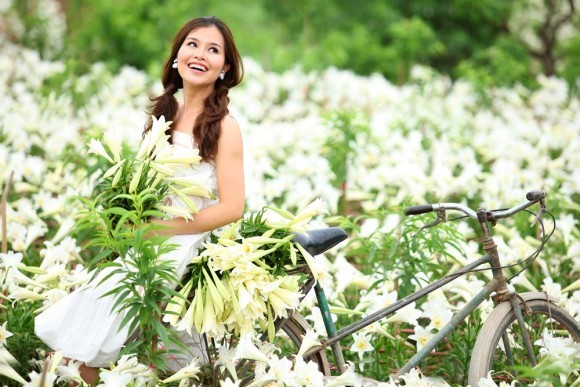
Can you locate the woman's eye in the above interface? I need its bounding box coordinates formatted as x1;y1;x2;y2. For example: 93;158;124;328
188;42;197;47
209;47;218;53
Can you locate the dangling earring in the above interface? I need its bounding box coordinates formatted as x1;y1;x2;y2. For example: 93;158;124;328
219;70;225;80
172;59;178;69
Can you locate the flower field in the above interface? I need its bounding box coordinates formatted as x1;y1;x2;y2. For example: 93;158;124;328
1;6;579;386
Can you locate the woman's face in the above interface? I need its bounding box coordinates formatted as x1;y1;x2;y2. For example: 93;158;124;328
176;25;230;88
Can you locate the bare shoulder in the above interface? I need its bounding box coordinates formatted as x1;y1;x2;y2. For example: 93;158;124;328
218;115;243;156
220;115;243;143
222;115;241;134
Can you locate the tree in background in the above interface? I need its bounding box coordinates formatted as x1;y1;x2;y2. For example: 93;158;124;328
259;0;579;89
2;0;578;90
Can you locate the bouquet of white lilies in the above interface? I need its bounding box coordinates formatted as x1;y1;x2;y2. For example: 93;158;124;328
79;115;214;262
87;115;213;220
164;199;328;341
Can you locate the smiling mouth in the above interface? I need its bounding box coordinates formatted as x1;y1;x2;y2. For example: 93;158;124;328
188;63;208;72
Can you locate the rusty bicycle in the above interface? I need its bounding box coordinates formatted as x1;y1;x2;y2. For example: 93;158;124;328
273;189;579;385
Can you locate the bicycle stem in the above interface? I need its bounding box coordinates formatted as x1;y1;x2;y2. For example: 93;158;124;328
477;208;510;300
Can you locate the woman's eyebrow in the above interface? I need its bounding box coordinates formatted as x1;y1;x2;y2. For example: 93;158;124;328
186;37;222;48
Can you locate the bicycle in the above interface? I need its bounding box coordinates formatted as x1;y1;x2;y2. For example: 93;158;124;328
273;189;580;385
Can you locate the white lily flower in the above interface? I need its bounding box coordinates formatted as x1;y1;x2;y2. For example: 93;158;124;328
50;217;76;245
264;354;293;381
295;242;321;280
163;280;193;326
168;186;199;213
424;307;453;331
87;138;114;163
215;345;238;381
103;159;125;179
219;377;241;387
136;115;172;161
135;135;152;162
155;204;194;220
155;149;201;165
103;129;123;163
112;354;148;374
534;328;579;359
201;289;219;334
8;284;46;301
324;362;362;387
290;356;324;387
162;358;200;384
175;290;197;335
408;325;435;352
0;349;27;384
23;370;57;387
234;334;270;363
266;285;301;319
111;164;124;187
386;301;422;326
150;161;175;176
349;332;373;361
128;161;144;193
56;359;83;384
0;322;13;346
297;329;321;357
289;198;328;233
97;369;134;387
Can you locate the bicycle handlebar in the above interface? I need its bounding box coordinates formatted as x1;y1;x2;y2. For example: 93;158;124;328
404;189;547;220
525;189;546;201
404;204;433;215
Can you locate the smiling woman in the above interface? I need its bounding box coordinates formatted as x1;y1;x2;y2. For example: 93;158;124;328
33;15;245;385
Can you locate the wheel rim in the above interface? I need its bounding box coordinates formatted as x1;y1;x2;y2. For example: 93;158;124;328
485;302;579;384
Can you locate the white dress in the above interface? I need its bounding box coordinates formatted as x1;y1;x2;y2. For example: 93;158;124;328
35;131;217;368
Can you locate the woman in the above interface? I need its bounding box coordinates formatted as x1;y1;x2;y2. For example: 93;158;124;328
35;16;245;385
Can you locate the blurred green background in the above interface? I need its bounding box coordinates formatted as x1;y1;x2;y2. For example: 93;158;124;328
8;0;580;90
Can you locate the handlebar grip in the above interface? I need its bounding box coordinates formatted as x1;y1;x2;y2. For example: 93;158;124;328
404;204;434;216
526;190;546;201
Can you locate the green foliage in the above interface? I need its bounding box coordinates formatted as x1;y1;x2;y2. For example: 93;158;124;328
62;0;285;76
558;34;580;93
455;36;535;90
7;0;580;89
6;0;65;59
99;227;181;370
387;17;445;84
0;301;48;385
322;111;370;212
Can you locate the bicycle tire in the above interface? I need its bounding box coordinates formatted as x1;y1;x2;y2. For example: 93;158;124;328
468;295;580;386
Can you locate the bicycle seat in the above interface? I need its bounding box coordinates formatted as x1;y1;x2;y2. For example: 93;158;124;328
292;227;348;256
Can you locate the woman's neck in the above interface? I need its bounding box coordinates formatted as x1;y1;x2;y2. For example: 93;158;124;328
182;83;213;111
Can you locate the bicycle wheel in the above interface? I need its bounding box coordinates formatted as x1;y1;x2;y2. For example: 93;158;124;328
468;296;580;386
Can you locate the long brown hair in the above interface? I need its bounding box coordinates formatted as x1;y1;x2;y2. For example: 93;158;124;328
144;16;243;160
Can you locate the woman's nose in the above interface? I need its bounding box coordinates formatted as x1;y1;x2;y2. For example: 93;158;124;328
193;49;205;60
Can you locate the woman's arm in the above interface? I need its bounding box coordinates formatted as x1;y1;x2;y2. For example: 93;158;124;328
153;116;245;235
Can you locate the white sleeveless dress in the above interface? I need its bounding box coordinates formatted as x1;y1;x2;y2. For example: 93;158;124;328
35;131;217;367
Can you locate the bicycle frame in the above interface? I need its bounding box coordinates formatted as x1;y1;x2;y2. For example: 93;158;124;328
301;203;538;376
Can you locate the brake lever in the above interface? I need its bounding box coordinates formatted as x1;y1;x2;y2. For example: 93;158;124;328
530;198;547;227
413;207;446;237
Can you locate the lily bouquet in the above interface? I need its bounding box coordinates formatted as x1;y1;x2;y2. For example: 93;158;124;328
76;115;214;264
73;116;215;369
163;199;328;341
